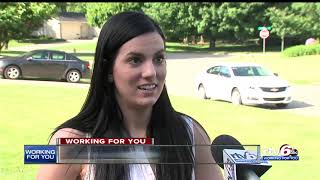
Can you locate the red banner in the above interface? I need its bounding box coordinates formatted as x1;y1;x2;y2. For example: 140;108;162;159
59;138;153;145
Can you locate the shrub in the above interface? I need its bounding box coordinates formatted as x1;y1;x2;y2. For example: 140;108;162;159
283;44;320;57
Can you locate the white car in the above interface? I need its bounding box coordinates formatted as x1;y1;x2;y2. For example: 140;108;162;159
195;62;292;107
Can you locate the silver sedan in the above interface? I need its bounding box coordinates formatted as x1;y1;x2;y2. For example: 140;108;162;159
195;62;292;107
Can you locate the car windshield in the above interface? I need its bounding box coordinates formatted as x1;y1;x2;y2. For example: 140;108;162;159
231;66;273;76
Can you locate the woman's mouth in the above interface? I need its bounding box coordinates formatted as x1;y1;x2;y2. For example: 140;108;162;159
138;83;157;91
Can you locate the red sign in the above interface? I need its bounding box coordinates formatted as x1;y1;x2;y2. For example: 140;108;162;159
260;29;270;39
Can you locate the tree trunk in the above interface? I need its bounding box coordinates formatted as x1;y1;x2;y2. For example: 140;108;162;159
183;37;188;45
4;40;9;49
209;38;216;50
198;35;205;45
191;35;196;45
0;42;4;53
281;36;285;52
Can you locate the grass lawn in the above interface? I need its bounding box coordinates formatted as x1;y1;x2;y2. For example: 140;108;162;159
223;53;320;85
8;39;66;48
48;41;97;52
0;83;319;179
7;40;33;48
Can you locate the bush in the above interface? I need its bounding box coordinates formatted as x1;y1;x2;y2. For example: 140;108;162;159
283;44;320;57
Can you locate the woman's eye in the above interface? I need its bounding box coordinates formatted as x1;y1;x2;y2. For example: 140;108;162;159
129;57;142;64
154;56;165;64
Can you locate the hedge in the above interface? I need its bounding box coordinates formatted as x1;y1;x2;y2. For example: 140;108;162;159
283;44;320;57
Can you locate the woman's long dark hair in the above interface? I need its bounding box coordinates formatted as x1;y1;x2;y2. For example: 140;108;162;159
52;11;194;180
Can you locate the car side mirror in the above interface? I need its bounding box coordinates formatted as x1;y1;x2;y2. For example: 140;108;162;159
26;57;33;61
274;73;278;76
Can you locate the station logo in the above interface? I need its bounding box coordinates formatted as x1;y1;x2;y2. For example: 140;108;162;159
262;144;299;161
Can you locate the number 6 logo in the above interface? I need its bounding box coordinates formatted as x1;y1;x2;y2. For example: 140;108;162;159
279;144;292;156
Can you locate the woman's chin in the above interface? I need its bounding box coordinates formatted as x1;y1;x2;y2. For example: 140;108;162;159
135;97;158;108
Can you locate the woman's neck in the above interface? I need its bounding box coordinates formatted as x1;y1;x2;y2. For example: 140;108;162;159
118;103;152;138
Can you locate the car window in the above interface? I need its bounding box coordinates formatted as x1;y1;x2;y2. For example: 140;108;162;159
219;66;231;77
255;66;273;76
207;66;220;75
51;52;65;61
232;66;273;76
66;54;79;61
31;52;49;60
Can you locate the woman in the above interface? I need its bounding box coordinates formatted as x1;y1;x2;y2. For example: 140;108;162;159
37;11;223;180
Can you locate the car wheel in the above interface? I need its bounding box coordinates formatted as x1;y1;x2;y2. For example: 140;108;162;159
66;70;81;83
198;84;208;99
4;65;21;79
231;88;242;105
276;103;288;108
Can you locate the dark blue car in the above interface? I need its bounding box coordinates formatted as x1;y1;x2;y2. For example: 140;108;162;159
0;50;91;83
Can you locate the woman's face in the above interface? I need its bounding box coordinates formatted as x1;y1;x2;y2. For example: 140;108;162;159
112;32;166;108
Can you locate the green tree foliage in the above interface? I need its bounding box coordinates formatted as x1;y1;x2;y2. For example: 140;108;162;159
54;2;67;13
86;3;143;28
217;3;270;42
66;3;87;13
267;3;320;51
267;5;300;51
195;3;223;49
290;3;320;37
143;3;199;42
0;2;56;52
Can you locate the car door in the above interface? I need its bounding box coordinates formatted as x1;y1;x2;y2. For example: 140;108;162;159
20;51;50;78
203;66;221;98
47;51;68;79
217;66;233;100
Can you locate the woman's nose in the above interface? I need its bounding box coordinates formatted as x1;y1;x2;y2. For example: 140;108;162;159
141;60;156;78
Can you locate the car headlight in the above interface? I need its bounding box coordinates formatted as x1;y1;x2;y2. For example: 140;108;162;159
0;61;3;67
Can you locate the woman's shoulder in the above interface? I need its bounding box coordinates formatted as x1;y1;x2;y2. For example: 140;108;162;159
179;113;203;129
178;112;211;144
49;128;87;145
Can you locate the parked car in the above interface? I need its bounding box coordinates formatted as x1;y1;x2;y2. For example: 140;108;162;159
195;62;292;107
0;49;91;83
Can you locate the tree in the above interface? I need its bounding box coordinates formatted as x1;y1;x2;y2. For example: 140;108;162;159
143;3;198;42
0;2;56;52
266;3;320;51
195;3;223;49
290;3;320;38
86;3;144;28
54;2;67;13
217;3;270;43
267;5;300;51
66;3;87;13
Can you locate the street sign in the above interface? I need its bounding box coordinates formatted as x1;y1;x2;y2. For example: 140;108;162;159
259;29;270;39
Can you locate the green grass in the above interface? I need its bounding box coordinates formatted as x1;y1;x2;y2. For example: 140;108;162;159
8;38;66;49
8;40;33;48
223;53;320;85
171;96;319;180
0;84;88;179
47;41;97;52
0;83;319;179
